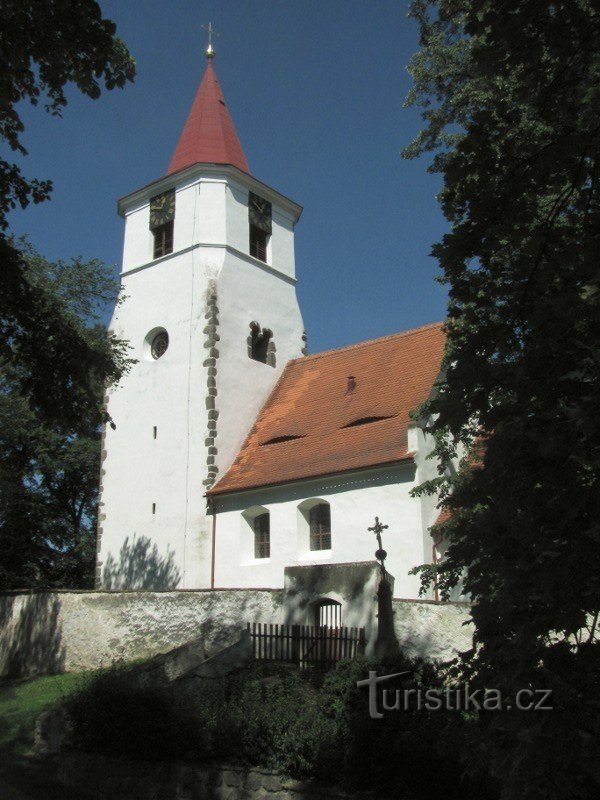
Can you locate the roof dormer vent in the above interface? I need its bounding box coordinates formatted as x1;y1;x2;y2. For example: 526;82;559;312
260;434;306;446
342;415;396;429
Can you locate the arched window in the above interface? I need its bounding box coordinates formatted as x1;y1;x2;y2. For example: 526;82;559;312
254;512;270;559
309;503;331;551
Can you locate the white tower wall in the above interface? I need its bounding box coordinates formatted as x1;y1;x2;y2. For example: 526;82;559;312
97;165;305;590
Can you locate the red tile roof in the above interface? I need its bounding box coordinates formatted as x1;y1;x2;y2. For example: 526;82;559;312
209;322;446;495
167;59;249;175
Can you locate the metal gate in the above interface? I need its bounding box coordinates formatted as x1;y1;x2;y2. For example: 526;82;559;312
314;598;342;629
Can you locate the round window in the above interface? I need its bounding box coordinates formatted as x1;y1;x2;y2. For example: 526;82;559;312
151;331;169;359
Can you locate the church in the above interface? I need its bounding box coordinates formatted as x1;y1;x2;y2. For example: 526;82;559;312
96;42;446;613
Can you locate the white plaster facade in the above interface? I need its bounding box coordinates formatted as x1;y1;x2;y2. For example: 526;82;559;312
97;164;305;590
99;169;445;598
212;425;440;600
96;76;446;607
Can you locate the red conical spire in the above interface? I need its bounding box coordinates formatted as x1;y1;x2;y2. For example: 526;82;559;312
167;55;249;175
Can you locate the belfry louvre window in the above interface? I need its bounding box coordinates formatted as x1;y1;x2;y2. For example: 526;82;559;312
250;225;268;261
310;503;331;551
254;513;271;559
150;189;175;259
249;191;271;263
153;221;173;259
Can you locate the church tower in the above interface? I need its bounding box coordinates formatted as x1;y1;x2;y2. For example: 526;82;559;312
96;43;306;590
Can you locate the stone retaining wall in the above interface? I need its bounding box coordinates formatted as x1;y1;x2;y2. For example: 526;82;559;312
0;589;282;677
57;752;377;800
0;588;471;677
393;598;472;661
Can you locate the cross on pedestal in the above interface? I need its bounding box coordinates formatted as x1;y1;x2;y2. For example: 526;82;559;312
367;516;400;658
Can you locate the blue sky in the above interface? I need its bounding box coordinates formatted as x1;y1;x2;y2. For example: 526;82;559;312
8;0;448;353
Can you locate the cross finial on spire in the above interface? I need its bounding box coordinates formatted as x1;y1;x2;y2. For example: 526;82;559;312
202;22;220;59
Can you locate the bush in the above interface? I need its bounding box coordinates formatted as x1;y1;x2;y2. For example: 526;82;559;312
65;657;497;798
64;666;202;761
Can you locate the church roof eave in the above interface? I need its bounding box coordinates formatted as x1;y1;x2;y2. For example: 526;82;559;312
206;454;418;499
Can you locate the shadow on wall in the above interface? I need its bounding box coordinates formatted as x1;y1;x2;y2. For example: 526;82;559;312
1;593;65;677
102;535;181;590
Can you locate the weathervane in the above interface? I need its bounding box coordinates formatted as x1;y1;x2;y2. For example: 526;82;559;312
368;516;389;580
202;21;220;59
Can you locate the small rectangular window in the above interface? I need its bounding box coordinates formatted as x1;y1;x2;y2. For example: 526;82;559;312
153;426;157;439
152;503;156;515
153;221;173;259
249;224;268;262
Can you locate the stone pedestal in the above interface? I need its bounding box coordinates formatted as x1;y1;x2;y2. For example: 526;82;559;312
375;578;400;659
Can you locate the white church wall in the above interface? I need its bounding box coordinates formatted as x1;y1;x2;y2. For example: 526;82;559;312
214;248;305;476
98;246;218;592
197;177;227;244
226;175;298;280
271;209;296;280
226;179;252;256
282;561;384;653
121;198;151;272
121;176;201;274
412;423;442;600
212;462;430;599
101;165;305;592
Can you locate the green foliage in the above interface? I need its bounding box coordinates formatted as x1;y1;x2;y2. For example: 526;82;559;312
65;657;495;799
0;1;135;588
0;240;133;589
404;1;600;797
191;664;335;777
0;672;88;753
64;666;201;762
0;1;135;509
0;0;135;229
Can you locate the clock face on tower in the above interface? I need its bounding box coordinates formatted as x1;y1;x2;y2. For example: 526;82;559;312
248;191;272;233
149;190;175;230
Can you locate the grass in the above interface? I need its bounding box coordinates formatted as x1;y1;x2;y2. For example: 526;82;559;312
0;672;88;753
0;672;96;800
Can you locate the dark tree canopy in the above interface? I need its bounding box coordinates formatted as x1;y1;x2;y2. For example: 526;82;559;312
0;2;135;586
404;1;600;798
0;0;135;228
0;1;135;428
0;241;131;589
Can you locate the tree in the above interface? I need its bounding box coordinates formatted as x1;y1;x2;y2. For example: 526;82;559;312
404;1;600;798
0;241;129;589
0;2;135;586
0;1;135;429
0;0;135;230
